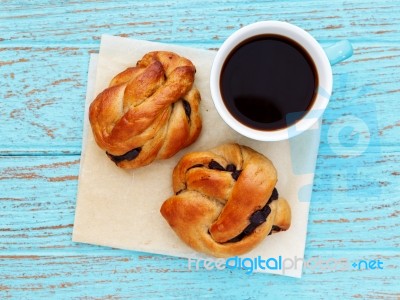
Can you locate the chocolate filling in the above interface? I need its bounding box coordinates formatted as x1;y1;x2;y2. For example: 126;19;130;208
182;100;191;119
267;187;279;204
182;160;281;242
268;225;282;235
231;170;242;181
225;164;236;172
177;161;242;195
107;147;142;164
271;225;282;232
208;160;225;171
226;188;279;243
208;160;242;181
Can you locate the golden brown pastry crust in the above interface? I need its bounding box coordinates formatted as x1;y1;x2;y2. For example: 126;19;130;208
160;143;291;257
89;51;202;169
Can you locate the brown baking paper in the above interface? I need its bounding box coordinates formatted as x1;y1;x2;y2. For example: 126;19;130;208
73;35;321;277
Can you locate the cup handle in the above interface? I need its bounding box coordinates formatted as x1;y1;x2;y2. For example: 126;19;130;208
323;40;353;65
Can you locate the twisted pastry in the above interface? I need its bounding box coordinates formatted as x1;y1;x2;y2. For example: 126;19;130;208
160;143;291;257
89;51;202;169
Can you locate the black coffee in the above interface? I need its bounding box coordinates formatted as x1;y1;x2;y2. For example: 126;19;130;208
220;34;318;131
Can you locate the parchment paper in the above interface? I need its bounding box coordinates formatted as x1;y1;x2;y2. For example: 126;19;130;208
73;35;321;278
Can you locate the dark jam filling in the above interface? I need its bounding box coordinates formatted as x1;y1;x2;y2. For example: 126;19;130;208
182;159;280;242
182;99;191;119
227;187;279;243
107;147;142;164
208;160;242;181
106;100;191;164
176;160;243;195
271;225;282;232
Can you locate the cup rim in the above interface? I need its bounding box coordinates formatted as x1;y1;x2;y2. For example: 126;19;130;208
210;20;333;141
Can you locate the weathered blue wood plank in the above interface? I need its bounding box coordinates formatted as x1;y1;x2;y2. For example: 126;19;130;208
0;154;398;252
0;251;398;299
1;0;399;298
0;46;89;153
1;43;399;153
1;0;399;44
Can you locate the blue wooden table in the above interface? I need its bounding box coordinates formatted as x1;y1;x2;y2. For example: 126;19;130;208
1;1;399;298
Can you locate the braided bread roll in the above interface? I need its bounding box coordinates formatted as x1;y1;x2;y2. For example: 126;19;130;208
89;51;202;169
160;143;291;257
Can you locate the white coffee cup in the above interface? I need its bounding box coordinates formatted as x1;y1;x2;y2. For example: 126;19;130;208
210;21;353;141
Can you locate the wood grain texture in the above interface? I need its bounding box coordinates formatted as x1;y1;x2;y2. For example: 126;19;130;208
0;0;399;298
0;251;398;299
0;154;398;252
1;0;399;44
1;44;399;153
